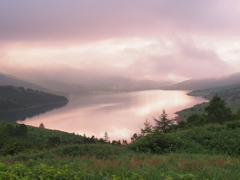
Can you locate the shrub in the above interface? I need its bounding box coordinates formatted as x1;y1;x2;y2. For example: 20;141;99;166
128;131;183;154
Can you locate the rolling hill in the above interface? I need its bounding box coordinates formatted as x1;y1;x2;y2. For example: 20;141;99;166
0;73;48;91
164;72;240;90
32;77;175;95
0;85;68;112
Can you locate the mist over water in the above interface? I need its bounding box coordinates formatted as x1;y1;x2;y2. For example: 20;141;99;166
18;90;207;141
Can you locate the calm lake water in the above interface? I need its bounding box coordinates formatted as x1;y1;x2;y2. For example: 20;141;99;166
18;90;207;141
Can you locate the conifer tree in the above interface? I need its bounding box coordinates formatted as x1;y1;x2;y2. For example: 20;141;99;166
204;95;233;124
154;109;173;133
141;119;153;136
104;131;109;143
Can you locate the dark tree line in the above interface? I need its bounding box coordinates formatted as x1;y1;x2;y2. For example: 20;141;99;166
4;124;28;136
0;85;68;111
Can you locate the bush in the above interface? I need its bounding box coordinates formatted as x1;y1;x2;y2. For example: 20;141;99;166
128;131;183;154
0;139;33;156
129;121;240;156
15;124;28;136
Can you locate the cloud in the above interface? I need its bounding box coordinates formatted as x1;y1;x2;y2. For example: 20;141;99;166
131;39;232;79
0;0;239;81
0;37;234;82
0;0;240;45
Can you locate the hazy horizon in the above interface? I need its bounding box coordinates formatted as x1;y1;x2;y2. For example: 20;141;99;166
1;1;240;85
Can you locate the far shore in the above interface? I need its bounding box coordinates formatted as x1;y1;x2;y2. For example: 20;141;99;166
0;101;68;113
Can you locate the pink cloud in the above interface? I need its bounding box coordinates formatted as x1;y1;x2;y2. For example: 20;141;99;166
0;0;239;44
130;40;232;79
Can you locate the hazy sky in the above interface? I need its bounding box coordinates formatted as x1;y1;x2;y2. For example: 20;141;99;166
1;0;240;82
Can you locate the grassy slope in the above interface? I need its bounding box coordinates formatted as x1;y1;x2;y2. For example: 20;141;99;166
1;121;240;179
0;121;83;145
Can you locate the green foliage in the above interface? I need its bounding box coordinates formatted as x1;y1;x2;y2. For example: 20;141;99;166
104;131;110;143
131;133;139;142
173;123;240;156
0;127;9;148
0;85;68;111
1;148;240;180
178;96;237;129
185;114;206;128
204;95;233;124
0;121;240;179
154;109;174;133
54;144;127;159
186;84;240;119
0;121;125;156
15;124;28;136
130;116;240;156
6;124;16;135
128;130;182;154
226;120;240;129
0;139;33;155
0;162;91;179
48;137;61;147
140;119;153;136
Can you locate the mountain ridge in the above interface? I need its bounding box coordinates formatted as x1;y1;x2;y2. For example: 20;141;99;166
0;72;48;92
164;72;240;90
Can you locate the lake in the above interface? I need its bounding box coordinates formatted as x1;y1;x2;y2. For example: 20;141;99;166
18;90;207;141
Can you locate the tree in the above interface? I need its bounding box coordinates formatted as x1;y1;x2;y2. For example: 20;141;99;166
39;123;45;129
48;137;61;147
15;124;28;136
122;139;128;145
141;119;153;136
183;113;207;128
111;140;121;145
6;124;15;135
104;131;109;143
131;133;138;142
154;109;173;133
204;95;233;124
0;127;9;148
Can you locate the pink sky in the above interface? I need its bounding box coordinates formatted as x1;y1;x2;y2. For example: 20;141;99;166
0;0;240;82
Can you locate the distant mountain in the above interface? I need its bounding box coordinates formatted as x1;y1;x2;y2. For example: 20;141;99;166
164;72;240;90
32;77;174;95
0;73;48;91
32;80;111;95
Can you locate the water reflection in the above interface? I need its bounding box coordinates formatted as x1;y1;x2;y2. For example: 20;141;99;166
19;90;207;141
0;102;67;122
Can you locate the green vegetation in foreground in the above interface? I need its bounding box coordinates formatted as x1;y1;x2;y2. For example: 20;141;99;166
1;145;240;180
0;85;68;111
1;96;240;179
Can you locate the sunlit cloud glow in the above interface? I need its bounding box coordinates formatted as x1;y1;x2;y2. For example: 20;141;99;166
0;0;240;82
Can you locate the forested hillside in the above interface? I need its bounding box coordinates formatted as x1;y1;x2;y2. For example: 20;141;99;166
0;86;68;111
189;83;240;100
177;84;240;121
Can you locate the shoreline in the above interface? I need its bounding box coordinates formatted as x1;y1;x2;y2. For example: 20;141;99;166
174;111;182;123
174;92;210;123
0;101;68;113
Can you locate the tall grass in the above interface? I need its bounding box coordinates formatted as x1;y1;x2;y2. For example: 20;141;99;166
0;145;240;179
